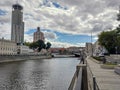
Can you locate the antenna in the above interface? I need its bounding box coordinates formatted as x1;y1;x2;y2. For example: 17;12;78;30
119;5;120;13
16;0;19;4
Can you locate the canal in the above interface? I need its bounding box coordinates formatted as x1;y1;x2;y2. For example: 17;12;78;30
0;57;79;90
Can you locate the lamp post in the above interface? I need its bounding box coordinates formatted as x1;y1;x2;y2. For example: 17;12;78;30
91;31;93;56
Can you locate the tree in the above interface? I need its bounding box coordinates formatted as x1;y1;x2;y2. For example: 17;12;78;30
98;29;120;54
27;40;45;52
46;42;51;50
24;40;52;52
98;6;120;54
36;40;46;52
24;42;31;46
29;41;38;49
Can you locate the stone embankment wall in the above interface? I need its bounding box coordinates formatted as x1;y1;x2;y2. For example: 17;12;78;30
0;55;52;63
105;54;120;64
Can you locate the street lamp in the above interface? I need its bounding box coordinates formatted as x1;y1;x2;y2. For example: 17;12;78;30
117;5;120;21
91;30;93;56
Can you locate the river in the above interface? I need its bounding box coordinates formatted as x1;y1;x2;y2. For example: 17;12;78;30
0;57;79;90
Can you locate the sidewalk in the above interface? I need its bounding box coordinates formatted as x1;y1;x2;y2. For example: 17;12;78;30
86;56;120;90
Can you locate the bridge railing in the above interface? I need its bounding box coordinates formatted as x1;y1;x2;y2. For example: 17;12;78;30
87;62;100;90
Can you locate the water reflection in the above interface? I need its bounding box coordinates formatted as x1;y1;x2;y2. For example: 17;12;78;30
0;58;79;90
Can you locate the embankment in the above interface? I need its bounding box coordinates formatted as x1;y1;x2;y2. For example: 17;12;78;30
0;55;52;63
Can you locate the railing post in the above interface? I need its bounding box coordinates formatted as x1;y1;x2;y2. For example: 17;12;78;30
93;76;96;90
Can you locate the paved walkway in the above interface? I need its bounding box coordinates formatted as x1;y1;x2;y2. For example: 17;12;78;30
86;56;120;90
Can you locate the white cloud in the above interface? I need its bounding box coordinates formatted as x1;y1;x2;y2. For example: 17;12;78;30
0;0;120;47
24;33;33;42
93;36;98;41
44;31;57;40
49;41;85;48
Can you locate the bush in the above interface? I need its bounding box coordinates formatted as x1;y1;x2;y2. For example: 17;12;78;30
105;62;117;65
92;56;103;61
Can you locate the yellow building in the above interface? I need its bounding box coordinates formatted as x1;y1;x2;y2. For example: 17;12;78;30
33;27;45;42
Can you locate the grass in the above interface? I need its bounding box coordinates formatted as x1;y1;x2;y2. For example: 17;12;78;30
92;56;117;69
101;63;117;69
105;62;117;65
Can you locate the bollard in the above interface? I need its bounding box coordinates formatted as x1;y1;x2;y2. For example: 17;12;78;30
93;76;96;90
102;56;106;64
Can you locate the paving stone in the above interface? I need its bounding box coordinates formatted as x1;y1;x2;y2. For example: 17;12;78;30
86;56;120;90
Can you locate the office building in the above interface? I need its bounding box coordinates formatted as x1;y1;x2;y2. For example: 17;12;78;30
11;4;24;44
85;43;93;56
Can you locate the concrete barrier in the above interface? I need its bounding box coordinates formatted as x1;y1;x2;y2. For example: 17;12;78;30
114;66;120;75
0;55;52;63
68;63;88;90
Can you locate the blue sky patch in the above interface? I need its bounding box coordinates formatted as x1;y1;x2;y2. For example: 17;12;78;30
42;29;96;44
25;29;36;34
54;32;95;44
0;9;7;16
52;2;68;10
26;28;96;45
52;2;62;8
40;0;68;10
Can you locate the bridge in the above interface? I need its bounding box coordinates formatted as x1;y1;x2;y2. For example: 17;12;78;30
68;56;120;90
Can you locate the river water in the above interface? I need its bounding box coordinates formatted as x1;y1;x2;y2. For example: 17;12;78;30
0;58;79;90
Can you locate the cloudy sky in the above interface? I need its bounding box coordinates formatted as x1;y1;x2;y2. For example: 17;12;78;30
0;0;120;47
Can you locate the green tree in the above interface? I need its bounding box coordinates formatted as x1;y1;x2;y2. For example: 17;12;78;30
28;40;46;52
24;40;52;52
24;42;31;46
98;29;120;54
36;40;46;52
46;42;51;50
29;41;38;49
98;7;120;54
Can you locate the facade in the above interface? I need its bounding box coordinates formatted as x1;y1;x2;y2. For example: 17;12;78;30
49;48;65;54
11;4;24;44
0;38;17;55
33;27;45;42
85;43;93;56
17;45;34;54
67;47;85;53
93;41;108;56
